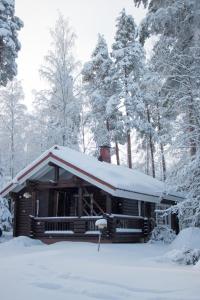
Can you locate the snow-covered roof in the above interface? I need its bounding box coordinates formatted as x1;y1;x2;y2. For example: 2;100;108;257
0;145;183;203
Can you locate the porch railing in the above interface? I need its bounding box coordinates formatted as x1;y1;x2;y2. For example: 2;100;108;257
29;214;150;239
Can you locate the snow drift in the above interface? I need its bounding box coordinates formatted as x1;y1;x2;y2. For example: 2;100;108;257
0;236;44;248
170;227;200;250
158;227;200;265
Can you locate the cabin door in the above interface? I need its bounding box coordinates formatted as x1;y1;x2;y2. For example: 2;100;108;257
56;191;78;216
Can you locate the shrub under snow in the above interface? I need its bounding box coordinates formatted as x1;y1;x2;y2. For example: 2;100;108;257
0;197;12;232
164;248;200;265
149;225;176;244
161;227;200;265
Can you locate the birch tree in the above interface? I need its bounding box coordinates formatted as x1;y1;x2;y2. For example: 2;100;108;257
37;14;80;149
0;79;27;178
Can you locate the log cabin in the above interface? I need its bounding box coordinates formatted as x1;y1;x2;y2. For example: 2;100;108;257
0;145;182;243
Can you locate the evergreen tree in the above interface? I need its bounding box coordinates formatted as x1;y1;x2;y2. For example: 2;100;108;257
111;9;144;168
0;0;23;86
82;34;124;162
82;35;112;148
134;0;200;226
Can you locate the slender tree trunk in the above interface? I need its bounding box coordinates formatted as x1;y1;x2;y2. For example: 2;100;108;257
156;104;166;181
146;107;155;178
188;104;196;157
82;124;86;153
160;142;166;181
127;131;132;168
124;65;132;168
81;110;86;153
115;141;120;165
149;133;155;178
11;135;14;179
188;79;197;157
146;140;150;175
10;101;14;179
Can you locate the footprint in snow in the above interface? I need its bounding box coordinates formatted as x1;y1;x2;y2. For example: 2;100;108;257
57;273;176;296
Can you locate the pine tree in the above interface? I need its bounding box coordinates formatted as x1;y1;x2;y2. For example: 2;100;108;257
82;34;124;162
82;35;112;148
0;0;23;86
134;0;200;226
111;9;144;168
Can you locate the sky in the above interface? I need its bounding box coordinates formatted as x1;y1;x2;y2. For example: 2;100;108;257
15;0;145;108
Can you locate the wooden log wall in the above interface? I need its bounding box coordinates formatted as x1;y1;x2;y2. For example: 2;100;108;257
122;199;139;216
15;194;33;236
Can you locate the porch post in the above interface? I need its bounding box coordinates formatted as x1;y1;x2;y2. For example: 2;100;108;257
54;165;59;182
106;194;112;215
31;190;37;216
78;187;83;217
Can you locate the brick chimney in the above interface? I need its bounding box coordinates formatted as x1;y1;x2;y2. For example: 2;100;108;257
98;145;111;163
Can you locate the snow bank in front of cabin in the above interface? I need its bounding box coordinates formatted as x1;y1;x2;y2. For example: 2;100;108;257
170;227;200;250
158;227;200;265
0;236;44;248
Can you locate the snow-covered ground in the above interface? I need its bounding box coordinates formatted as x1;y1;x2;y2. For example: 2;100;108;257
0;236;199;300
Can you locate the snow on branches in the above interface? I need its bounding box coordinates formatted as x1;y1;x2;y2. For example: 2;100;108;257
0;196;12;232
0;0;23;85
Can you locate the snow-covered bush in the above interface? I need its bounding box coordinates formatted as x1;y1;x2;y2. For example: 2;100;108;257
160;228;200;265
164;248;200;265
149;225;176;244
0;197;12;232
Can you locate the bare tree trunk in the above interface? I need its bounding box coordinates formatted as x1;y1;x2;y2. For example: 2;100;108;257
188;78;197;157
11;136;14;179
149;133;155;178
10;101;14;179
127;130;132;168
156;104;166;181
82;125;86;153
115;141;120;165
189;104;196;157
124;65;132;169
81;110;86;153
146;107;155;178
160;142;166;181
146;140;150;175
